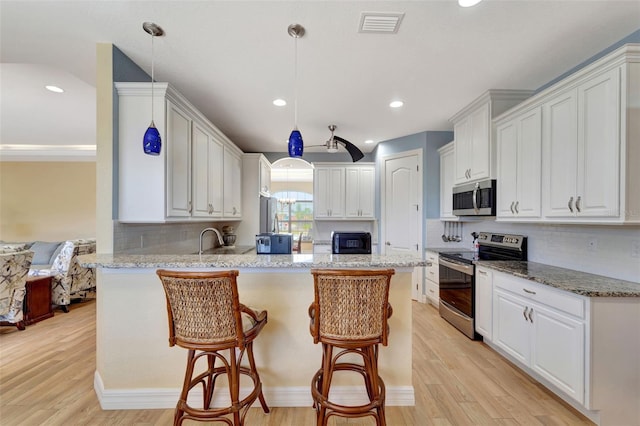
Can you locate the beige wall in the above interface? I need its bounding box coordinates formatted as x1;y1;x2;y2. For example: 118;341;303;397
0;162;96;242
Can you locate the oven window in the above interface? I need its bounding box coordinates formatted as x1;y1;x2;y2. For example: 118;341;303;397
439;264;473;317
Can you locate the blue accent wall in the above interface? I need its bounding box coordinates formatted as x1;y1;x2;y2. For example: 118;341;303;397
536;28;640;93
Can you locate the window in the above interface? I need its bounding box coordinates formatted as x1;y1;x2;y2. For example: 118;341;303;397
273;191;313;239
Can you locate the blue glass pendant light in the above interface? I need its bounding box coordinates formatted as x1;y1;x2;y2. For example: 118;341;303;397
142;22;165;156
287;24;305;158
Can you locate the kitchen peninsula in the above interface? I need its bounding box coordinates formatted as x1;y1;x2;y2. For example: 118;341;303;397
79;252;426;410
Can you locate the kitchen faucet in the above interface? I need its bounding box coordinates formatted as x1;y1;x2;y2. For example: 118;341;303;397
199;227;224;255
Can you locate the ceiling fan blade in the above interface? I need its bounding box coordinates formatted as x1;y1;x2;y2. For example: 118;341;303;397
334;136;364;162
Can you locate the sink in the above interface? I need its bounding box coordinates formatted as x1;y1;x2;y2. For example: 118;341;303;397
197;245;255;255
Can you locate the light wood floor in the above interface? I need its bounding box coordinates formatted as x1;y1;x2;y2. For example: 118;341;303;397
0;300;594;425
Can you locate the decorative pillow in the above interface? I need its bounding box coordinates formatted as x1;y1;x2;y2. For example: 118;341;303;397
30;241;63;265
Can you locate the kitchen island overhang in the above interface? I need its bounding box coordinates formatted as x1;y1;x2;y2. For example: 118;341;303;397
80;253;427;410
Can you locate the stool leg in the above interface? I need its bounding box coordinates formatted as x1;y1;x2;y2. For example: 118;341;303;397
175;349;196;426
204;353;216;409
317;343;335;426
228;347;241;425
246;341;270;413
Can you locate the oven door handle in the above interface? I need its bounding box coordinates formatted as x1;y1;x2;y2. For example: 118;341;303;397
439;258;474;275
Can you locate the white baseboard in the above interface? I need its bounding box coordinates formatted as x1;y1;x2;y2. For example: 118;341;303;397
95;371;414;410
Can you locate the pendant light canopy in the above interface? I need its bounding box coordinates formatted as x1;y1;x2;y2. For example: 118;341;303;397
142;22;165;156
287;24;305;158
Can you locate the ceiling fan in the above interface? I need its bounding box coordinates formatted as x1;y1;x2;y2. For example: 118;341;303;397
306;125;365;162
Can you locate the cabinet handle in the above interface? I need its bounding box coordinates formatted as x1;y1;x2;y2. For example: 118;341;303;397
477;270;487;276
188;201;192;213
523;306;529;321
514;201;519;214
510;201;515;214
523;288;536;295
576;196;582;213
528;307;534;323
568;196;574;213
386;241;391;246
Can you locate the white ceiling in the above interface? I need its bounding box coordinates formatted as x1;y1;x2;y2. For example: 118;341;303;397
1;1;639;160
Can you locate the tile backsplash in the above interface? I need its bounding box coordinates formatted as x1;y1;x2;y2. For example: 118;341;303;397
426;219;640;282
114;222;228;254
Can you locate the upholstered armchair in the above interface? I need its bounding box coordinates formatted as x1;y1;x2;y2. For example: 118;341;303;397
0;249;34;330
29;238;96;312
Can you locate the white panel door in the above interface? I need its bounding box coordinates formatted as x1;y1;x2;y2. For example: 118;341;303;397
469;102;490;182
166;102;192;218
496;121;518;218
383;153;421;256
493;288;530;365
530;303;585;404
191;124;210;217
543;89;578;218
577;67;620;218
516;107;542;217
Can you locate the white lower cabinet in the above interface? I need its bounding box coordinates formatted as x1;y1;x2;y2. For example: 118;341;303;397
474;266;493;340
424;251;439;306
492;272;585;404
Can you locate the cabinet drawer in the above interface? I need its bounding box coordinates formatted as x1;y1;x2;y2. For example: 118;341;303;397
426;280;439;303
494;273;584;319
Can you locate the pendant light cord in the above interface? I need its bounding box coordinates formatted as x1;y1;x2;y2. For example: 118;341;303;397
150;32;155;123
293;35;298;130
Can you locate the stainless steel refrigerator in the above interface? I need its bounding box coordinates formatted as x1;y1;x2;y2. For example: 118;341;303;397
259;195;279;234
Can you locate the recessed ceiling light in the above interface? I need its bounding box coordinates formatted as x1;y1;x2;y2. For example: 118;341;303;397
458;0;483;7
45;85;64;93
389;100;404;108
273;98;287;107
365;139;374;144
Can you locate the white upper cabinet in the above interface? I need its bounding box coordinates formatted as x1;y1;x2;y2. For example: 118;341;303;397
450;90;533;185
166;101;193;218
543;67;621;219
438;141;455;219
496;106;542;219
191;122;223;218
116;82;242;222
313;165;345;219
259;156;272;196
314;163;375;220
345;166;375;218
493;44;640;224
223;146;242;218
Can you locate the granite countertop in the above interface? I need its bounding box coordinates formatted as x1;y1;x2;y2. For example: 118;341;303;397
78;253;428;269
476;260;640;297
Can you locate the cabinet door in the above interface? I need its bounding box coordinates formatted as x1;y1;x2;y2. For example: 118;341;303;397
543;89;578;218
493;288;530;365
208;136;224;217
259;157;271;196
314;167;345;219
439;142;455;219
192;124;211;217
496;121;518;218
469;102;490;182
530;302;585;404
345;166;375;218
516;107;542;218
166;102;192;217
475;266;493;340
223;147;242;218
454;118;470;184
577;67;620;218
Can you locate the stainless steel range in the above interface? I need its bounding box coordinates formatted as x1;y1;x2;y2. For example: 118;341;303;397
438;232;527;340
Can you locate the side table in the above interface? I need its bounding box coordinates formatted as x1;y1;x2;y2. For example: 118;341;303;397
24;275;54;325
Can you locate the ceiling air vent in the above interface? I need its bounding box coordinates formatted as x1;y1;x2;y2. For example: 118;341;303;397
359;12;405;34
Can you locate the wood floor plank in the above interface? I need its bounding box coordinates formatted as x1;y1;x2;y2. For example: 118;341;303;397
0;299;595;425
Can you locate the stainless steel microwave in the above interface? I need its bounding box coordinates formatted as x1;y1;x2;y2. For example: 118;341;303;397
452;179;496;216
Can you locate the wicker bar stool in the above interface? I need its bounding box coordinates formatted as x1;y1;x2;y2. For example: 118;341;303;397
156;269;270;426
308;268;395;426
